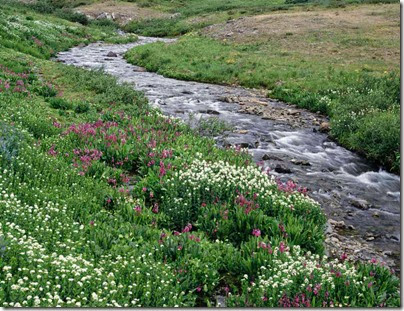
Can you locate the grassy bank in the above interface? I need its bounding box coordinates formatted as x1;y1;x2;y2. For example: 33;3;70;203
0;1;137;59
125;3;400;172
0;2;400;308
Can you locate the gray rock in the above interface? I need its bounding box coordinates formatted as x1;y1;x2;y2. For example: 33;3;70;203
97;12;112;20
274;164;292;174
206;109;220;115
290;158;311;166
106;51;118;57
262;154;283;161
287;109;300;116
133;67;147;72
329;219;346;229
350;199;370;210
319;121;330;133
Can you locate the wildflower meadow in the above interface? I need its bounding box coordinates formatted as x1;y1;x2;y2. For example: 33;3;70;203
0;0;400;308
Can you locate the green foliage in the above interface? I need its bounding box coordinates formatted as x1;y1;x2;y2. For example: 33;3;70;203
74;100;90;113
55;8;89;25
188;114;233;137
47;97;74;110
0;4;399;307
0;2;136;60
125;17;193;37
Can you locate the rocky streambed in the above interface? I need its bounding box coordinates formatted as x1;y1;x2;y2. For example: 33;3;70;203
56;36;401;271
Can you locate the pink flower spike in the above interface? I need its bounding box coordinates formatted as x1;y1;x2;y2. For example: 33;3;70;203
152;203;159;214
252;228;261;237
340;253;348;262
182;223;192;233
279;241;286;253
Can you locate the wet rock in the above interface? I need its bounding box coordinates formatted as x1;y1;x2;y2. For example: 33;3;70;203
346;211;355;217
239;141;259;149
287;109;300;116
319;122;330;133
329;219;346;229
206;109;220;115
331;237;340;244
199;109;219;115
181;90;193;95
249;98;267;106
220;96;235;103
106;51;118;57
274;164;292;174
350;199;370;210
290;158;311;166
386;234;399;241
236;130;248;134
365;232;378;241
133;67;147;72
262;154;283;161
372;212;380;218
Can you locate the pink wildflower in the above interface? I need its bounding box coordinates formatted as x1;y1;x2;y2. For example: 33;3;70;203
182;223;192;233
279;241;286;253
252;228;261;237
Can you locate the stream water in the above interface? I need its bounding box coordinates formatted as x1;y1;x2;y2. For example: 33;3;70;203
56;36;401;270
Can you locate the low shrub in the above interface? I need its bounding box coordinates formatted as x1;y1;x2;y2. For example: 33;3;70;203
74;100;90;113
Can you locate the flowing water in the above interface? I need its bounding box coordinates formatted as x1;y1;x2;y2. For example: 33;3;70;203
56;36;401;269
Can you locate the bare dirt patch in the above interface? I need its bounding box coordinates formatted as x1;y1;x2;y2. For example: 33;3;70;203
76;0;170;25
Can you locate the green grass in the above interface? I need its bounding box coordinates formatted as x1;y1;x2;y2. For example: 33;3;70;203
124;3;400;172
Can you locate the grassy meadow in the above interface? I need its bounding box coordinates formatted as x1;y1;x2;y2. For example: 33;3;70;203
0;0;400;307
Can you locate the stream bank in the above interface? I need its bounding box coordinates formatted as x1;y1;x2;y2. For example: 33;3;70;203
56;37;401;272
